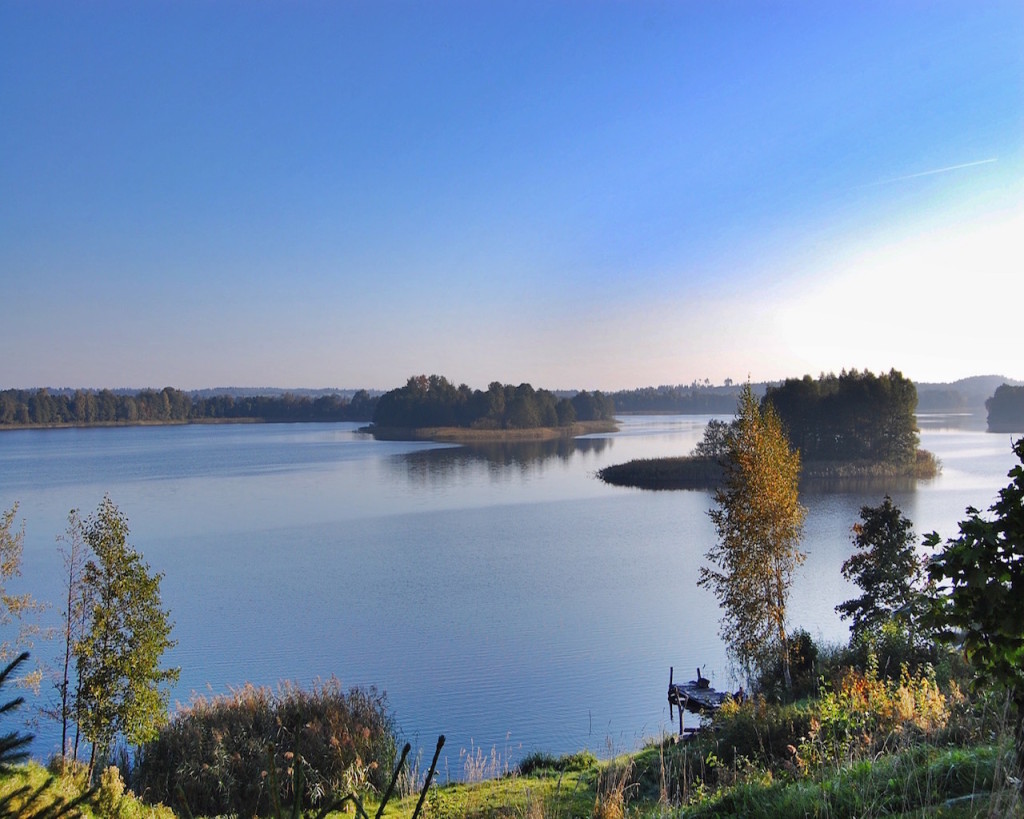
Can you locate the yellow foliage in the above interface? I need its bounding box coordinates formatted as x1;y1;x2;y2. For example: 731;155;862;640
803;658;952;767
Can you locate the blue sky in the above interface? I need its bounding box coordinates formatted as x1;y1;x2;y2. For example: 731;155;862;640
2;1;1021;391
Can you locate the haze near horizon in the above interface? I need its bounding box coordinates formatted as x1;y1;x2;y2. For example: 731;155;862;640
2;2;1021;392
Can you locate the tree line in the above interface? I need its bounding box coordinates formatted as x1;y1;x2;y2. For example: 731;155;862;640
986;384;1024;432
0;387;379;427
610;384;741;414
371;375;615;430
763;368;919;466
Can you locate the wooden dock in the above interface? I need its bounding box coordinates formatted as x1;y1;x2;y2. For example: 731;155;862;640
667;666;733;736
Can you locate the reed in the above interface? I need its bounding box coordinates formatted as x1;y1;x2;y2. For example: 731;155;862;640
134;678;397;817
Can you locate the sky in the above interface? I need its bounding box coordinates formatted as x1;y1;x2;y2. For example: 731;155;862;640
2;1;1022;392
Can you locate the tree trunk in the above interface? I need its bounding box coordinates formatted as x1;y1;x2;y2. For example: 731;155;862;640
781;635;793;691
1015;695;1024;796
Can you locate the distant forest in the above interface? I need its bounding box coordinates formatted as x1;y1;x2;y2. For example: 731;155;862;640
609;383;742;414
0;387;379;426
986;384;1024;432
372;375;614;429
2;372;1018;432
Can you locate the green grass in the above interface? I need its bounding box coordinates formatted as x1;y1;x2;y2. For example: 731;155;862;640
382;740;1019;819
6;738;1020;818
0;761;175;818
12;665;1020;818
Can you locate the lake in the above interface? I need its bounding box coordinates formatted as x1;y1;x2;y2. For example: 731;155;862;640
0;413;1017;778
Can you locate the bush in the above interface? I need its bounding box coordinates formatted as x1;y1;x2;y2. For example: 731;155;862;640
517;750;598;775
846;620;938;680
800;659;954;769
135;679;397;817
755;629;820;702
711;697;814;770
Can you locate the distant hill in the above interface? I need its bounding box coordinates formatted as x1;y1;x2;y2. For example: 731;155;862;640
916;375;1023;413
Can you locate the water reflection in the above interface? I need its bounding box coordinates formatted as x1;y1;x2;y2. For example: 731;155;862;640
391;435;613;484
916;412;987;432
800;475;921;496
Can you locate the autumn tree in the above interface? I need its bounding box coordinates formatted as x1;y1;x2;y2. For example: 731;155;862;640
924;438;1024;786
73;497;178;777
0;504;45;687
699;383;806;689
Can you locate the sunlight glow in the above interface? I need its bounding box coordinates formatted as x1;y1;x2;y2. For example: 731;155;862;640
775;206;1024;382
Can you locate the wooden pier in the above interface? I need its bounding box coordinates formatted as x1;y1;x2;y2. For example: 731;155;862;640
667;666;733;737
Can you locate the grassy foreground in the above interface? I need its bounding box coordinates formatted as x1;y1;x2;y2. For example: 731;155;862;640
11;719;1021;818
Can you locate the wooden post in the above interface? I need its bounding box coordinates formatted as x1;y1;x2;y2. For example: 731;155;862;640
669;666;685;736
668;667;674;721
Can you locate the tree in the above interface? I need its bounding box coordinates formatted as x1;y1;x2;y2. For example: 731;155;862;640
924;438;1024;785
986;384;1024;433
836;496;924;642
699;384;806;689
54;510;90;768
692;418;734;461
0;505;44;686
73;497;178;776
836;497;930;674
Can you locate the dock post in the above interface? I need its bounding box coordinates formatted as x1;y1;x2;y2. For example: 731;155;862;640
668;667;674;721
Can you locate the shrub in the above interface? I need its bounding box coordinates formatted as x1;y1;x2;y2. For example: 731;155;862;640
95;765;126;817
846;620;939;680
755;629;820;702
711;696;814;770
518;750;598;776
135;678;397;816
800;658;954;769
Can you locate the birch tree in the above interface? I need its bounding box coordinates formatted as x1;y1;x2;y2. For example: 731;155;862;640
55;509;90;768
74;496;178;776
699;384;806;689
0;504;45;688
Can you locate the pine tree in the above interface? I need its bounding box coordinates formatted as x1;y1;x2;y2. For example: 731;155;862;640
836;496;924;642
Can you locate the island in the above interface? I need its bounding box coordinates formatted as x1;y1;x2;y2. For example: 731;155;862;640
599;369;939;490
986;384;1024;432
365;375;618;442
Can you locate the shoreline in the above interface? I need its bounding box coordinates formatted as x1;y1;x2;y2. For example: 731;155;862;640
364;419;619;443
598;449;940;491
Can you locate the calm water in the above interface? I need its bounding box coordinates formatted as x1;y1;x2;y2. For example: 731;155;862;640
0;414;1017;775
